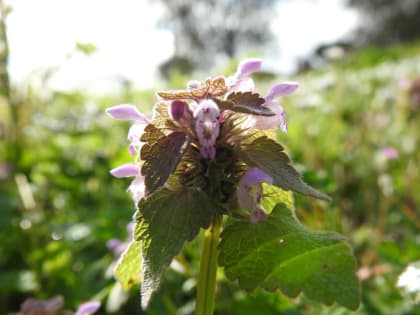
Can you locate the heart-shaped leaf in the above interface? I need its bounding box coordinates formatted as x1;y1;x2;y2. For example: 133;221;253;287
134;188;217;308
219;203;360;310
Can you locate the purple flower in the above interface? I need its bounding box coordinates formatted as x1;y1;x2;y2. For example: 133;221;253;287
106;104;150;155
228;58;262;93
74;301;100;315
244;82;299;132
110;164;145;206
105;104;149;123
194;99;221;159
380;147;399;160
20;295;64;314
237;167;273;211
169;100;193;127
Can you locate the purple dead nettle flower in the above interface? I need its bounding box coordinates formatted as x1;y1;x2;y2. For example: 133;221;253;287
227;58;262;92
246;81;299;132
106;59;305;219
194;99;221;159
226;59;299;133
237;167;273;222
106;105;150;204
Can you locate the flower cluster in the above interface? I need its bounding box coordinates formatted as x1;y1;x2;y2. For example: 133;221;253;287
106;59;327;220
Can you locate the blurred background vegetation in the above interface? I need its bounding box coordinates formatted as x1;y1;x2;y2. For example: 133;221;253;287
0;0;419;314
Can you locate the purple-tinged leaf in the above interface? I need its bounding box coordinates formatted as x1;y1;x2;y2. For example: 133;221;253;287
140;126;189;195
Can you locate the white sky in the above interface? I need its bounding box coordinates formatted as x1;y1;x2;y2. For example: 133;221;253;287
5;0;358;93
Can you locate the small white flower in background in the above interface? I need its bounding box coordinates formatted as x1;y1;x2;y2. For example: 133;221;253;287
397;262;420;294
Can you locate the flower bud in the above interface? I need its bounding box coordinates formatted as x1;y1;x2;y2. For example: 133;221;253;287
169;100;193;127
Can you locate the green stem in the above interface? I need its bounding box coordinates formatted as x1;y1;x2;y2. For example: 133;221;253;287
195;215;222;315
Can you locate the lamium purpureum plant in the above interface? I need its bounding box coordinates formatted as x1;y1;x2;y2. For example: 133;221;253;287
106;59;360;314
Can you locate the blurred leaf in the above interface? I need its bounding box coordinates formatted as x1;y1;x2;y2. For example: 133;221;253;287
115;241;141;291
237;136;331;201
219;203;360;310
75;42;97;55
0;270;38;292
134;188;217;308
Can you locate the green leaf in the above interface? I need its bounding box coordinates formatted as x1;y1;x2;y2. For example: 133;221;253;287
237;136;331;201
219;204;360;310
261;183;294;213
140;126;189;195
134;188;217;308
215;92;275;116
115;241;141;291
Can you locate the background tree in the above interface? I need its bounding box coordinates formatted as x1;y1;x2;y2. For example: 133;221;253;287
347;0;420;45
151;0;278;77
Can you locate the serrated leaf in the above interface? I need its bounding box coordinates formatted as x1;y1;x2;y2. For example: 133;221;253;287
140;129;189;196
216;92;274;116
219;204;360;310
237;136;331;201
114;241;141;291
134;188;217;308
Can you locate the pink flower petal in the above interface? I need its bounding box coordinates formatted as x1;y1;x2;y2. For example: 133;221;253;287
245;103;287;132
110;164;139;178
169;100;187;120
380;147;399;160
266;82;299;101
128;175;146;205
194;100;220;159
240;167;273;186
230;77;255;93
237;168;272;210
127;123;146;155
74;301;101;315
106;104;150;124
235;59;262;79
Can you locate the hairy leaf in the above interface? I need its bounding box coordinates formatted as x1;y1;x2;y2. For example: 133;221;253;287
140;128;189;196
237;136;331;201
134;188;217;308
115;241;141;291
219;204;360;310
216;92;274;116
